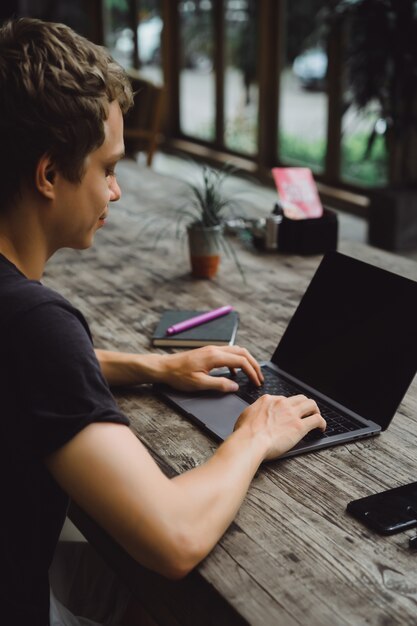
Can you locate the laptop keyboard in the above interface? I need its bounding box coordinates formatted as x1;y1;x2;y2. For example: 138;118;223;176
231;367;363;440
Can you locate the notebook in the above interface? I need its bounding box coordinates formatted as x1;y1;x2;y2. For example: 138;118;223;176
152;309;239;347
155;251;417;459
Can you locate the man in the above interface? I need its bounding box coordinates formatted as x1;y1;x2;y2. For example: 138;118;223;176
0;17;325;625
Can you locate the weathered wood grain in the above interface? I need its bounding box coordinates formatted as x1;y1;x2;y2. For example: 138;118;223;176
45;160;417;626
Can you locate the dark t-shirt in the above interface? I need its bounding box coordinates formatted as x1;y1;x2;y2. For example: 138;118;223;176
0;254;130;625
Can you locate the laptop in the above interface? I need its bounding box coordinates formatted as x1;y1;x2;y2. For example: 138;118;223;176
156;251;417;459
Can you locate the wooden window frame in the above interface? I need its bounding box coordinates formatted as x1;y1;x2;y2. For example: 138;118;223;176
111;0;371;214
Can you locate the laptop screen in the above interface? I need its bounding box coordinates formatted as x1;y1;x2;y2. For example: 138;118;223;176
272;252;417;429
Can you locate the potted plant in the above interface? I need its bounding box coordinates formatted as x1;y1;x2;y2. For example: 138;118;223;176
324;0;417;250
185;164;246;279
146;163;246;280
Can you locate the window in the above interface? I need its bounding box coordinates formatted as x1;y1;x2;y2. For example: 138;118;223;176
341;104;388;187
103;0;390;201
104;0;163;83
224;0;258;155
179;0;215;140
279;1;328;174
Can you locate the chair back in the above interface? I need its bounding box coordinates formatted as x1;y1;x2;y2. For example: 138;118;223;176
124;70;164;167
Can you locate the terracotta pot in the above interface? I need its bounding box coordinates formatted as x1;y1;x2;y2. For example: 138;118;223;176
187;224;223;279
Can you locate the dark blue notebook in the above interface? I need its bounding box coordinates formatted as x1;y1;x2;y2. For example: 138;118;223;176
152;309;239;347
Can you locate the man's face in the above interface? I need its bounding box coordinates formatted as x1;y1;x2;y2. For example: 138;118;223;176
49;101;125;252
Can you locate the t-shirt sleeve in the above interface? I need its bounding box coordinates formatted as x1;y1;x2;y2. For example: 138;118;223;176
10;301;130;459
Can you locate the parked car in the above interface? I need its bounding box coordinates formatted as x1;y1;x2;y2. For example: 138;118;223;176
292;46;327;91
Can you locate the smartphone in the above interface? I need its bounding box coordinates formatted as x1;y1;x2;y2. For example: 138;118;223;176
347;482;417;535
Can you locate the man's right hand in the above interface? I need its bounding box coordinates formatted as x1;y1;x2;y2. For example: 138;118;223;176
45;394;325;581
233;394;326;461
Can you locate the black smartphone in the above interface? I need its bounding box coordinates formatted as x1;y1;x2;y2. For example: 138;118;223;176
347;482;417;535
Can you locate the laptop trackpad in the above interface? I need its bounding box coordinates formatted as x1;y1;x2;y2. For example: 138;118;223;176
180;394;248;440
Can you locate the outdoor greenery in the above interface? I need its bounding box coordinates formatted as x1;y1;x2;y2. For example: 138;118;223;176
225;115;257;155
341;132;388;187
280;130;388;187
279;134;325;173
105;0;399;189
324;0;417;185
105;0;128;10
202;118;387;187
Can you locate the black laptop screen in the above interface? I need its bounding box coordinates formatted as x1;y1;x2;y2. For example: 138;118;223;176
272;252;417;429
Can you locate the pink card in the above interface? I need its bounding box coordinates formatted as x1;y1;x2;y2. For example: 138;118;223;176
272;167;323;219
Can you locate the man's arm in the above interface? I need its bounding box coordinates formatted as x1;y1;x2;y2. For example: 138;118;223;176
95;345;264;391
45;394;325;580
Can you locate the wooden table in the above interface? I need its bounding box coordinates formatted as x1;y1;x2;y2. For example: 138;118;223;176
45;160;417;626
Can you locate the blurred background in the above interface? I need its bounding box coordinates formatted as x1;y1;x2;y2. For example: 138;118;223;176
2;0;417;252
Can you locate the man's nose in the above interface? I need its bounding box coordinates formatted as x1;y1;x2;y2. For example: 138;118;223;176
109;177;121;202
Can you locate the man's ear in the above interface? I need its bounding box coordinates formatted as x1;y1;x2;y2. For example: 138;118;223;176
35;154;57;199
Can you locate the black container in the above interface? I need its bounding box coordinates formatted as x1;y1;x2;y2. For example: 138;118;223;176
278;208;338;255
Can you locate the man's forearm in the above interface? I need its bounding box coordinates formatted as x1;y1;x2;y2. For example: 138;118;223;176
170;425;268;561
46;395;322;578
95;349;165;386
95;345;264;393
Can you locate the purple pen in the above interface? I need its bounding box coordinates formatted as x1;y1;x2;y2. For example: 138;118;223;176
166;305;233;336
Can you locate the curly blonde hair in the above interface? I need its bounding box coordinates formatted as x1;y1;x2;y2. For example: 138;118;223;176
0;18;133;210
